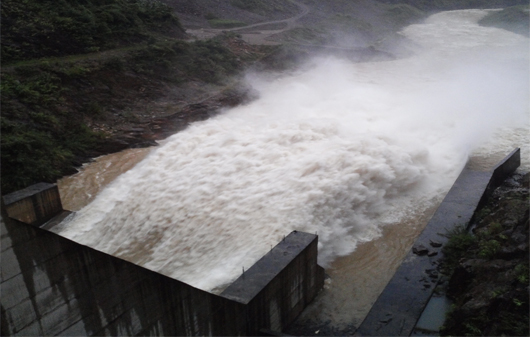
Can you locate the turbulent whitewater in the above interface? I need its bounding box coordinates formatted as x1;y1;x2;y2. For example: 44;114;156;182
55;9;529;292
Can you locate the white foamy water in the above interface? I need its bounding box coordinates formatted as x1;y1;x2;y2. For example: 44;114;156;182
55;9;529;292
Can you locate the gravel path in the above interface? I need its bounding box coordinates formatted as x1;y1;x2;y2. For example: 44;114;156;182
185;0;310;45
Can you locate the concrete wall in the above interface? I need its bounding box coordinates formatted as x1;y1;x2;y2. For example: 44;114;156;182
1;215;249;336
3;183;63;226
1;189;323;336
484;148;521;204
221;231;325;335
356;148;521;336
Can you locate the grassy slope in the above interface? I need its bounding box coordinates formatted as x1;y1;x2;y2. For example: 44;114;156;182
274;0;425;50
0;1;271;194
229;0;298;16
0;0;174;193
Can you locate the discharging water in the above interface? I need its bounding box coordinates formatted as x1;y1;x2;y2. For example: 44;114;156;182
55;9;529;328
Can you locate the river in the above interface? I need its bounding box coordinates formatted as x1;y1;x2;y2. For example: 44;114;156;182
54;9;529;329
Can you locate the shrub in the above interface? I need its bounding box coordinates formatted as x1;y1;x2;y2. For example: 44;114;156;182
1;0;184;64
441;225;477;274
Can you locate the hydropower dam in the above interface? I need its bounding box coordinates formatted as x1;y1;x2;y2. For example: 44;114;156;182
2;8;529;336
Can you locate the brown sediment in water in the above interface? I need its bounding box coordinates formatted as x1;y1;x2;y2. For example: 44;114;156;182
58;147;153;211
288;202;440;331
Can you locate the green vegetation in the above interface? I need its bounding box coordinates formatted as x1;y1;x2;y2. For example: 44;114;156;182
281;27;329;45
1;67;104;192
440;179;529;336
1;0;257;194
380;4;425;29
128;37;242;83
1;35;248;194
514;263;529;284
479;5;530;36
279;2;425;47
230;0;297;16
316;14;375;40
440;225;477;274
1;0;183;64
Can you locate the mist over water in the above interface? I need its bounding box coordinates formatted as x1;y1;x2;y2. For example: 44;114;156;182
55;10;529;292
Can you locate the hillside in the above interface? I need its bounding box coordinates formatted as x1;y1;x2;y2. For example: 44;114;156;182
440;172;529;336
1;0;186;64
479;5;530;36
0;0;276;194
0;0;415;194
2;0;528;194
165;0;300;29
378;0;528;11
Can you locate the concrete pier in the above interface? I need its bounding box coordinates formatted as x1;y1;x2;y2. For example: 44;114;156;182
3;183;63;227
222;231;325;334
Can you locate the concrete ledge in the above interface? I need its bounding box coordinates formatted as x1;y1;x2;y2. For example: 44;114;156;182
222;231;325;334
486;148;521;202
3;183;63;226
356;148;521;336
222;231;319;304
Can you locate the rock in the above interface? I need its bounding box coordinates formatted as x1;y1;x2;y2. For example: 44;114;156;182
413;244;429;256
426;269;439;279
429;240;442;248
522;173;530;187
460;297;490;314
447;263;473;298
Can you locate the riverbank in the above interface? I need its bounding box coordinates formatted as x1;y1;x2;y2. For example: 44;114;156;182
440;171;529;336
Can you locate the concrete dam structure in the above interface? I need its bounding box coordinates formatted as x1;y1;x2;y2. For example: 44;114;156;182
0;148;524;336
1;186;325;336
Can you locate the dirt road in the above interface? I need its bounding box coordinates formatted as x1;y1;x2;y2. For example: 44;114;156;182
185;0;310;45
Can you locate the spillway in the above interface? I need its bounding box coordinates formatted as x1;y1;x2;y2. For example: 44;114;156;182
54;8;529;317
